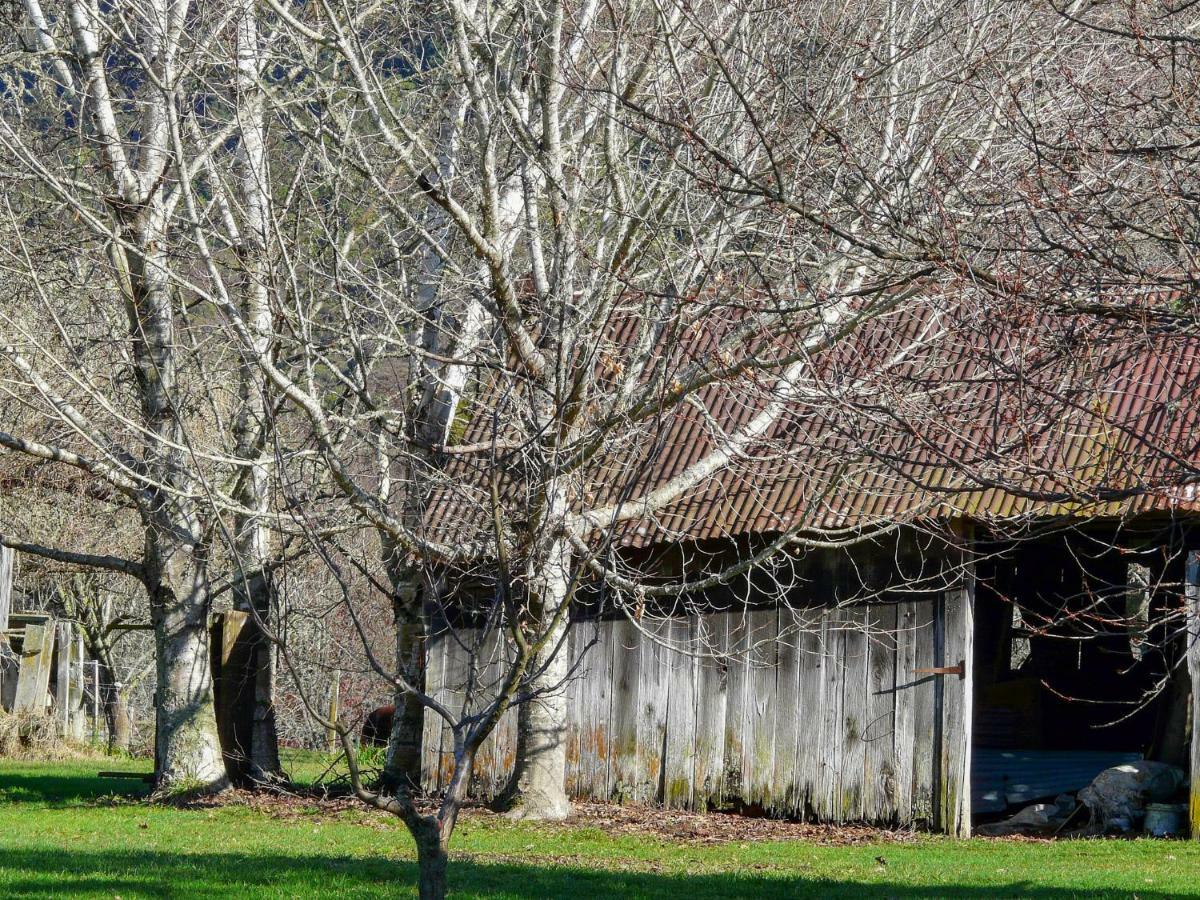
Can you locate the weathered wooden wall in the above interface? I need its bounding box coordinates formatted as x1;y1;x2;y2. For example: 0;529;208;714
421;593;974;830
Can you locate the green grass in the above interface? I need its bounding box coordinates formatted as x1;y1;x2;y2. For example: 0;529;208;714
0;756;1198;898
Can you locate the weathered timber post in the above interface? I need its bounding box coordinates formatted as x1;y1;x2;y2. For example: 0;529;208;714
13;621;55;713
327;672;340;753
0;547;12;633
1185;549;1200;839
55;621;73;735
936;525;974;838
90;659;100;743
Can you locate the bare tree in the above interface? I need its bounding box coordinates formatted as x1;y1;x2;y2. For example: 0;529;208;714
0;0;303;788
179;1;1192;896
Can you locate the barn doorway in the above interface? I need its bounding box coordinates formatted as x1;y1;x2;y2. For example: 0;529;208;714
969;524;1189;818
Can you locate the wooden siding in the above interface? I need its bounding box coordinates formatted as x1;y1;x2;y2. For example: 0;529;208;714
421;594;972;829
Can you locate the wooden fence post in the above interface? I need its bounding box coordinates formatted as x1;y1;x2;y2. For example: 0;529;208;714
13;621;55;713
56;621;73;735
327;672;340;753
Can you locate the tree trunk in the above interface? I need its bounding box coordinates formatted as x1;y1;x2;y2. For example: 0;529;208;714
228;0;282;787
500;518;572;821
95;655;132;753
248;622;282;780
412;818;449;900
382;575;426;792
504;616;571;820
106;689;133;754
150;559;227;792
230;578;283;784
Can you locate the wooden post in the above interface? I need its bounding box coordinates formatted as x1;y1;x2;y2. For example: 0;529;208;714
56;621;73;735
1185;549;1200;840
937;526;974;838
0;548;12;705
327;671;340;753
71;633;86;740
13;622;55;713
91;659;100;743
0;547;12;633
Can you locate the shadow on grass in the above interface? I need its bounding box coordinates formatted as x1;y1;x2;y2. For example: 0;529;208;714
0;846;1185;899
0;769;151;806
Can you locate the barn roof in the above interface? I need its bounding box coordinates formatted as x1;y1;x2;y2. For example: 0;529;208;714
437;288;1200;550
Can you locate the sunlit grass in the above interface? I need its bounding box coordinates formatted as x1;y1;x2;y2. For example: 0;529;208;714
0;757;1196;898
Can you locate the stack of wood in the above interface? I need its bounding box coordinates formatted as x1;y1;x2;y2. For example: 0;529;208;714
0;547;92;739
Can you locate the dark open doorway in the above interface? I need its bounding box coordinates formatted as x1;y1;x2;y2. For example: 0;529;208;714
970;522;1191;817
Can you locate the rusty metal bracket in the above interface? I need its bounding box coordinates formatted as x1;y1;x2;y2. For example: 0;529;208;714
914;659;965;678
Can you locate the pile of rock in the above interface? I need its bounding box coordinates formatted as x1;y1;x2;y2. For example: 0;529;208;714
976;760;1187;837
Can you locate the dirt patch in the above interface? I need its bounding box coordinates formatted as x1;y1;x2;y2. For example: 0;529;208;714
564;802;922;846
176;787;923;846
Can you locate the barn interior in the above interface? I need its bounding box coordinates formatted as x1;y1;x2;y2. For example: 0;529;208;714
970;521;1192;817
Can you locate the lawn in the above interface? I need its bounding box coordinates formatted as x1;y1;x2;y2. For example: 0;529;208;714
0;755;1197;898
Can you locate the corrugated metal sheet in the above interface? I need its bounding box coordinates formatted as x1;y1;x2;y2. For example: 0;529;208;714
434;291;1200;548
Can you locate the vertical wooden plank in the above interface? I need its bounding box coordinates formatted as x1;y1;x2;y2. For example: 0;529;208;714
571;619;604;801
1184;550;1200;839
723;611;751;803
909;599;937;824
0;546;12;633
940;556;975;837
13;623;55;712
438;632;469;791
772;607;803;816
892;601;919;825
794;614;825;819
471;628;505;799
864;604;898;823
493;639;520;799
421;630;448;792
817;609;845;821
591;618;616;800
69;632;86;740
636;620;671;803
662;617;697;808
743;608;778;808
840;605;869;822
563;625;582;798
56;621;73;735
610;617;641;802
691;612;729;810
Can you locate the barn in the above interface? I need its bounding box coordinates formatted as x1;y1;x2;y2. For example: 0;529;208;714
420;304;1200;837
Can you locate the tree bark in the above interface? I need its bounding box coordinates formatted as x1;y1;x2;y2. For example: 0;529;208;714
413;819;449;900
106;689;133;754
226;0;283;787
503;614;571;820
95;654;132;753
126;211;226;792
233;577;283;784
149;560;227;791
381;572;426;792
499;510;572;820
